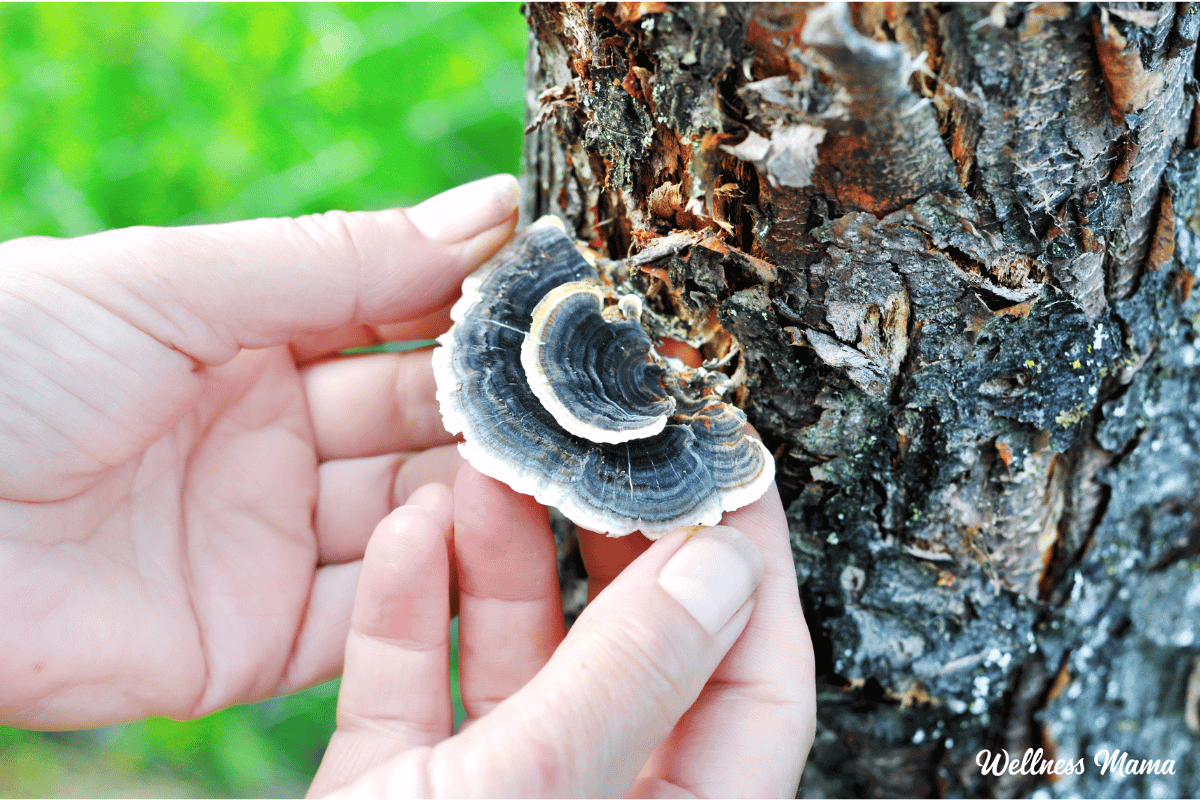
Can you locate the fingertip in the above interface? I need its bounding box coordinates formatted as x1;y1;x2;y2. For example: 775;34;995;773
365;504;443;576
406;482;453;528
404;484;457;592
406;174;521;244
352;501;452;645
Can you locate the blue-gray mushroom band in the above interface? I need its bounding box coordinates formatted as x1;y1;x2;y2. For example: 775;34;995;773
432;216;774;538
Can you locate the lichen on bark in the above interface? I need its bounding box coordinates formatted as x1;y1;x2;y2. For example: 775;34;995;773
521;3;1200;796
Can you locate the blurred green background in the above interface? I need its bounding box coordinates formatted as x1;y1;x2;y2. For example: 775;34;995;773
0;2;525;796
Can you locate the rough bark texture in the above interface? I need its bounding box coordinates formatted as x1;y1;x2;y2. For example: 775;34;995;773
521;3;1200;797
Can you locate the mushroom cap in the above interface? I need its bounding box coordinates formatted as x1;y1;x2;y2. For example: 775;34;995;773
432;216;774;538
521;280;675;444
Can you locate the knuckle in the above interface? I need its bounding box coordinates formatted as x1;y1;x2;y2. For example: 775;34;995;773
290;210;374;275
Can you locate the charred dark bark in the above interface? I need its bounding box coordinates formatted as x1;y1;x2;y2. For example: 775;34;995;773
521;3;1200;797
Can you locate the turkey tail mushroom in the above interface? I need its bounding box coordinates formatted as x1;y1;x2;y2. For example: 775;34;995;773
432;217;774;538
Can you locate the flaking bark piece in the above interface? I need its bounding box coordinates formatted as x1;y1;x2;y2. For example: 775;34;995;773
432;217;775;538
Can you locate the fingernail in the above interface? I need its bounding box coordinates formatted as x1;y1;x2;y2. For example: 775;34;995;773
408;174;520;243
658;525;764;635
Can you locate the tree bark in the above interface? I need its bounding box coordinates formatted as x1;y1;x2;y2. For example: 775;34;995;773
521;3;1200;797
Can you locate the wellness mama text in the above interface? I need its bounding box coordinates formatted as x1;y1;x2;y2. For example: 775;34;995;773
977;747;1177;778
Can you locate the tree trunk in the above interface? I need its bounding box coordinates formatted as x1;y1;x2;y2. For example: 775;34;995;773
520;3;1200;796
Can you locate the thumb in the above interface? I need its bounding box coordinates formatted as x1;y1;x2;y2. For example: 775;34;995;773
338;525;764;797
26;173;520;366
0;176;517;500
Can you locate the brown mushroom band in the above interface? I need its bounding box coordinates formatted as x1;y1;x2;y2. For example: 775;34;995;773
432;217;774;538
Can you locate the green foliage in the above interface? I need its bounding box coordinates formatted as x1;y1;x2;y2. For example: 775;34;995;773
0;2;526;239
0;2;523;796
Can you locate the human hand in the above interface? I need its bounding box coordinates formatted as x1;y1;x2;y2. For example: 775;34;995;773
308;464;815;798
0;175;519;728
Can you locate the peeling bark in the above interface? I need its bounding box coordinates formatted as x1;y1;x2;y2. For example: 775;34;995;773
521;3;1200;797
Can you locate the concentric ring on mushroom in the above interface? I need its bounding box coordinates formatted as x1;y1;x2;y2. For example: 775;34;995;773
432;216;774;538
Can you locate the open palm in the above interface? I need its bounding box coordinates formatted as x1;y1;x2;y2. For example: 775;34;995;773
0;177;518;728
